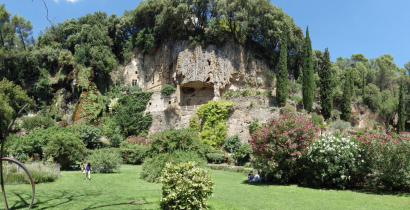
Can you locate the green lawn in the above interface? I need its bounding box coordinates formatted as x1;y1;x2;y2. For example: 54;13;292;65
0;165;409;210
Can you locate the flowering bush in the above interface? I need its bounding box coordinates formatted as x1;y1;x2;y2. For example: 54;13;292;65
302;135;366;189
250;113;318;183
160;161;214;210
358;132;410;189
126;135;150;145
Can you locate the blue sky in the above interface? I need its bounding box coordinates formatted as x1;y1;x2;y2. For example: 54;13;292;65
2;0;410;68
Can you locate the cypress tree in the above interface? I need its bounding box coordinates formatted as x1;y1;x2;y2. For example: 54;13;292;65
276;24;288;107
302;26;314;112
320;48;332;119
398;78;405;132
341;71;351;121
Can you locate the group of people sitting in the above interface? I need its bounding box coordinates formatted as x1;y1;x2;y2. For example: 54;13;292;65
248;170;262;182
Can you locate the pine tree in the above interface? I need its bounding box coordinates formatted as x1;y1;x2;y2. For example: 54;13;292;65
320;48;332;119
341;71;351;122
302;26;314;112
276;24;288;107
398;78;405;132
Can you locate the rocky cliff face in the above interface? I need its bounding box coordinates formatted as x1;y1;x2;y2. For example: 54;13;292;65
124;40;274;142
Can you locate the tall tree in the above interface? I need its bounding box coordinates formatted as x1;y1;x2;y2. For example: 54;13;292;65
302;26;314;112
276;24;288;107
398;78;405;132
319;48;332;119
10;14;32;51
341;71;351;121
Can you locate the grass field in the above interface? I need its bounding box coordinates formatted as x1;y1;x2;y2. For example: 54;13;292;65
0;165;409;210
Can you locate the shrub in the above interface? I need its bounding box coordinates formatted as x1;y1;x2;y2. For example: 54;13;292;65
206;151;226;164
302;135;366;189
262;91;271;97
329;120;351;131
10;127;61;162
310;113;324;127
189;115;200;133
141;151;206;183
289;95;302;105
20;114;55;132
44;131;87;169
109;133;123;148
161;162;214;210
120;136;150;164
197;100;235;147
4;161;60;184
149;127;210;157
87;148;122;173
78;125;103;149
281;104;296;114
250;113;318;183
160;84;176;96
241;89;253;97
358;132;410;189
249;119;261;135
331;109;342;120
223;135;241;153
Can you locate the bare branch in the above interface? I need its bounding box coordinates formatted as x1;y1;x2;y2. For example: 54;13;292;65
32;0;55;24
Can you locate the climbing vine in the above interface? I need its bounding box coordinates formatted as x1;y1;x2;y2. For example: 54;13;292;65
196;100;235;147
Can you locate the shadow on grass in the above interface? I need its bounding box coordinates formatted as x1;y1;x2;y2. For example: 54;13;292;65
240;179;410;197
7;189;153;210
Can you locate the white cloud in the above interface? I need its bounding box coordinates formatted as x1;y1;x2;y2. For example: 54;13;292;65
53;0;60;2
67;0;83;2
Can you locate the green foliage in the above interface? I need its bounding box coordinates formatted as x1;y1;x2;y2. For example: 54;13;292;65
288;81;302;94
197;100;235;147
262;91;272;97
249;119;261;135
109;133;123;148
289;95;303;105
341;71;352;121
160;84;176;96
78;124;103;149
302;135;366;189
189;115;200;133
141;150;206;183
149;127;210;158
362;83;381;110
319;48;333;119
10;126;62;162
329;120;351;131
276;25;288;107
398;79;406;132
115;91;153;136
264;70;276;87
310;113;324;127
0;78;31;138
302;26;314;112
206;151;226;164
135;28;156;54
331;109;342;121
44;130;87;169
160;161;214;210
87;148;122;173
77;88;107;123
236;142;252;159
20;114;55;132
223;135;242;153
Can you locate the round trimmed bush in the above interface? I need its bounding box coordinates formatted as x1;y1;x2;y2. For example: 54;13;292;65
86;148;122;173
160;161;214;210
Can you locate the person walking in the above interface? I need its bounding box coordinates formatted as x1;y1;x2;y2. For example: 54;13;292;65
85;162;92;180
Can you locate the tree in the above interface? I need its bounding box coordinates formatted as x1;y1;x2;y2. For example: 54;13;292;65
0;78;31;138
276;24;288;107
341;72;351;122
319;48;333;119
45;131;87;169
10;13;33;51
398;79;405;132
302;26;314;112
363;83;381;110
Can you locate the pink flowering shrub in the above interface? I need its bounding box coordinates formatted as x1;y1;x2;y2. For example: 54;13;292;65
126;135;151;145
250;113;318;183
358;132;410;189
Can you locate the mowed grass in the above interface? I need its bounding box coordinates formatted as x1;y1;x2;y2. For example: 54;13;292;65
0;165;409;210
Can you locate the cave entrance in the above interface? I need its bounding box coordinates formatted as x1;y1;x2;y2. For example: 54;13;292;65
180;83;214;106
